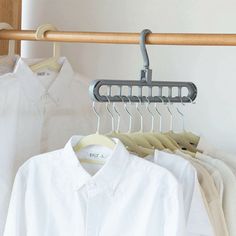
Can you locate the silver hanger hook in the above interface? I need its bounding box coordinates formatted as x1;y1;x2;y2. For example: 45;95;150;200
144;96;155;132
174;97;185;132
121;96;133;133
140;29;152;69
184;96;196;105
112;99;121;133
164;96;174;131
154;97;164;132
133;96;144;132
105;96;115;132
92;101;101;134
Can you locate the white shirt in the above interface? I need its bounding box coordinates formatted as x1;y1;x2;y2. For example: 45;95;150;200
147;150;214;236
175;150;229;236
0;57;105;234
4;136;186;236
196;152;236;236
197;136;236;174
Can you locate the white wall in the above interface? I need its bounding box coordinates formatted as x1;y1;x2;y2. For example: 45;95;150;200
22;0;236;154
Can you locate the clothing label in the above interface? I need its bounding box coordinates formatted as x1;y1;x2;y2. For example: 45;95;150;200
36;71;52;77
79;151;109;162
76;146;112;163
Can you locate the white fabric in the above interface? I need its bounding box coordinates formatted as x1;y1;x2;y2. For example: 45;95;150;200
175;150;229;236
0;55;18;75
0;57;105;234
146;150;214;236
196;152;236;236
198;160;224;204
197;136;236;174
4;136;186;236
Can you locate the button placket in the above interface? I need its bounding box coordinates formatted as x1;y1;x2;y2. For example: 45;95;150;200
85;183;106;236
85;192;99;236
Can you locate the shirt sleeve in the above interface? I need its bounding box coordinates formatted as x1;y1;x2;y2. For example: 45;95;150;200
4;166;28;236
187;175;215;235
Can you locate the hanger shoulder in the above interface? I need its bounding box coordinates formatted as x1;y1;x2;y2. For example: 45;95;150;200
128;132;154;149
74;134;115;153
153;133;179;151
165;131;197;153
30;57;61;72
143;133;165;150
179;131;200;146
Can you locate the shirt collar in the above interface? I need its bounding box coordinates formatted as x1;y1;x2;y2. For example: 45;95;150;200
13;57;74;104
0;55;19;75
59;136;131;193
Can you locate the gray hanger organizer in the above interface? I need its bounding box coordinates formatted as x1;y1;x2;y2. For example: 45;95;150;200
89;29;197;103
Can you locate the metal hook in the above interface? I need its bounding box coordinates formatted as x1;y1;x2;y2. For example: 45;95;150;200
174;97;185;132
121;96;133;133
133;96;144;132
140;29;152;84
145;97;155;132
183;96;196;105
164;96;174;131
92;101;101;134
105;96;115;132
112;99;121;133
154;97;164;132
172;97;185;132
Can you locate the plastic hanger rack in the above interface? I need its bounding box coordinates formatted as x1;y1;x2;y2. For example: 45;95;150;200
89;29;197;103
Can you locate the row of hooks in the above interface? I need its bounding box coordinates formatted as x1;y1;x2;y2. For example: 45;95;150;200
92;95;195;134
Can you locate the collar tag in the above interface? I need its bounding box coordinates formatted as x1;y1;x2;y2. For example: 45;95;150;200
76;147;111;164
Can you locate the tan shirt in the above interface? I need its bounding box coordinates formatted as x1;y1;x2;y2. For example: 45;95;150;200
175;150;229;236
196;153;236;236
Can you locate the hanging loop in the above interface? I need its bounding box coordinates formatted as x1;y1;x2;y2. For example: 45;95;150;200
35;24;60;58
0;22;15;56
140;29;152;84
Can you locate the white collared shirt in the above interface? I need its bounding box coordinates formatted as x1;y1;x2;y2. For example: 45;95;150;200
4;136;186;236
197;136;236;174
146;150;214;236
0;57;104;234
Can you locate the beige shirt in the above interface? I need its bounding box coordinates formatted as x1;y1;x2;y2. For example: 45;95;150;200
195;160;224;204
176;150;229;236
196;152;236;236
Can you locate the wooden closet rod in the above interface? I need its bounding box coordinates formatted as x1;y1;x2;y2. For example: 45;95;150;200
1;30;236;46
